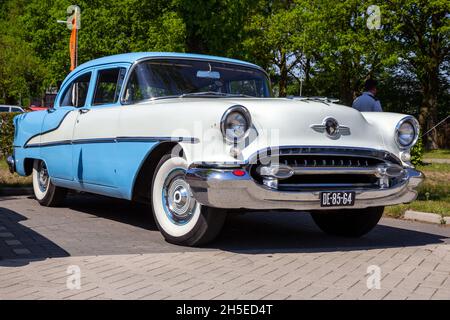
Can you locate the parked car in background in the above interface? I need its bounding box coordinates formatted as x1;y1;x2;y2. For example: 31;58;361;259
0;105;24;130
8;52;423;246
0;105;24;113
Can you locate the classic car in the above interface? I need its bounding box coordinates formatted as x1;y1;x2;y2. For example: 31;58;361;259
7;52;423;246
0;105;24;113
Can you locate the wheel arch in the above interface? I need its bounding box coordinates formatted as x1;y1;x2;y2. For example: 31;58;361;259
24;157;39;175
131;142;184;203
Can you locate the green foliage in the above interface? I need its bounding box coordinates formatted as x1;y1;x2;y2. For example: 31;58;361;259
0;0;45;105
19;0;186;88
0;0;448;148
411;136;424;166
0;112;20;156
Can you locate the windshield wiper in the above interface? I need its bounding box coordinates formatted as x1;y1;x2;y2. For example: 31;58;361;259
136;92;254;103
180;92;253;98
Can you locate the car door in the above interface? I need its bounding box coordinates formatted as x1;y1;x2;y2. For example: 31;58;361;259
40;71;92;181
72;66;126;188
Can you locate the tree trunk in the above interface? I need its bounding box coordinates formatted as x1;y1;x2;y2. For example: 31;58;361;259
278;51;288;97
339;59;353;106
419;66;440;150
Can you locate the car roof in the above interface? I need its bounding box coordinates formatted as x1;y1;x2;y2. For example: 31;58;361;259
74;52;262;72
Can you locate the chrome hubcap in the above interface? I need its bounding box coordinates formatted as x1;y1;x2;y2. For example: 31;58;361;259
38;162;49;193
163;169;196;225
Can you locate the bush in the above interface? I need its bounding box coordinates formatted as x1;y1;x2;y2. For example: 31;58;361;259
411;136;424;166
0;112;20;157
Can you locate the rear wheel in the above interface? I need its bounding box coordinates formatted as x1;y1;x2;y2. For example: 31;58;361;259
32;159;67;207
151;154;226;246
311;206;384;237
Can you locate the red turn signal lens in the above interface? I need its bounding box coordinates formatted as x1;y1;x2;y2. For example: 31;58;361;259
232;169;246;177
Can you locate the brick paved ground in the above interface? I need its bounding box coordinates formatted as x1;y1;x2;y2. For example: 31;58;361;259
0;194;449;299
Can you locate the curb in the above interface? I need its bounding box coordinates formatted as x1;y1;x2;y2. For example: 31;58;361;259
403;210;446;225
423;158;450;164
0;187;33;196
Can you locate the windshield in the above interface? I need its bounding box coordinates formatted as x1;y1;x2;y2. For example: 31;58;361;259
123;59;271;103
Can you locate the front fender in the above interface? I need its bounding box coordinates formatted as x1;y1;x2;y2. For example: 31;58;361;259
361;112;418;166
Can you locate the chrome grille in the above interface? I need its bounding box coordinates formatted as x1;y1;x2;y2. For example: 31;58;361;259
249;147;403;191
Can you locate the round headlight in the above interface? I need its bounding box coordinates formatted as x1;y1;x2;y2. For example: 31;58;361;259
395;117;419;148
221;106;251;142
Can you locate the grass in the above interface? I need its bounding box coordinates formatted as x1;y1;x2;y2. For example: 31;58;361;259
0;157;32;188
384;162;450;217
423;149;450;160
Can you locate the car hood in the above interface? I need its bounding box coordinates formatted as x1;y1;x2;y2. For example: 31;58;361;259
137;97;398;164
209;98;387;158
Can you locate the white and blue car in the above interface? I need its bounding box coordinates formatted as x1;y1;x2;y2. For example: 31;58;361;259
7;52;423;246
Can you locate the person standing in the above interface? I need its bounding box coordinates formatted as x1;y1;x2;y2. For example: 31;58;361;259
352;79;382;112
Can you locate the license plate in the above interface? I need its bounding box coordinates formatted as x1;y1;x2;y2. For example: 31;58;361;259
320;191;355;207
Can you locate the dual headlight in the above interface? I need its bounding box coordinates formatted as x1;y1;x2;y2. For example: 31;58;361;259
395;116;419;149
220;105;252;143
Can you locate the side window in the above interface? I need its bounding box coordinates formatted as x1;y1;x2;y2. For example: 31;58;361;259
0;106;10;112
60;72;92;108
93;68;126;106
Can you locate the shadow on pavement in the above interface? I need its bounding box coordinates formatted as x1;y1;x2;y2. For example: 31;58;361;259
1;193;449;262
0;207;69;267
63;193;159;232
211;212;450;254
61;194;449;254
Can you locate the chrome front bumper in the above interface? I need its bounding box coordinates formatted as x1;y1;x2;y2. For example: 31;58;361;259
185;166;424;211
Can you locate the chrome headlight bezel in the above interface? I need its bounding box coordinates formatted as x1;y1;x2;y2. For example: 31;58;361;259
395;116;420;149
220;105;252;143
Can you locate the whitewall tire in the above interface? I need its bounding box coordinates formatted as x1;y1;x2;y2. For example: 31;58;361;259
151;154;226;246
32;159;67;207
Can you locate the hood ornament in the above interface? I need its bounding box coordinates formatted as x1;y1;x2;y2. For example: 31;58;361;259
310;117;350;139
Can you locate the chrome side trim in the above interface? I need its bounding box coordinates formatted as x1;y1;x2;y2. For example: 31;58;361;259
25;136;200;148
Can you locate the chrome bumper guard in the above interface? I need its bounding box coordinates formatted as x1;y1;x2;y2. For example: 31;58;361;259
185;165;424;211
6;155;15;174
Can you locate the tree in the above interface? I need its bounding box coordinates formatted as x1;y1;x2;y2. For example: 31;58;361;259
382;0;450;149
19;0;186;88
295;0;396;105
0;0;45;105
242;0;304;97
175;0;253;57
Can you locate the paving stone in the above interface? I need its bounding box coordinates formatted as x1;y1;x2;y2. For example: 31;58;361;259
0;195;450;300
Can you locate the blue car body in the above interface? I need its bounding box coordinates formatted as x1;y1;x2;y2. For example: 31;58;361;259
12;52;259;200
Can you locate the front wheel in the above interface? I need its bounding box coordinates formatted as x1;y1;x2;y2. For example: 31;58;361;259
32;159;67;207
151;154;226;246
311;206;384;237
